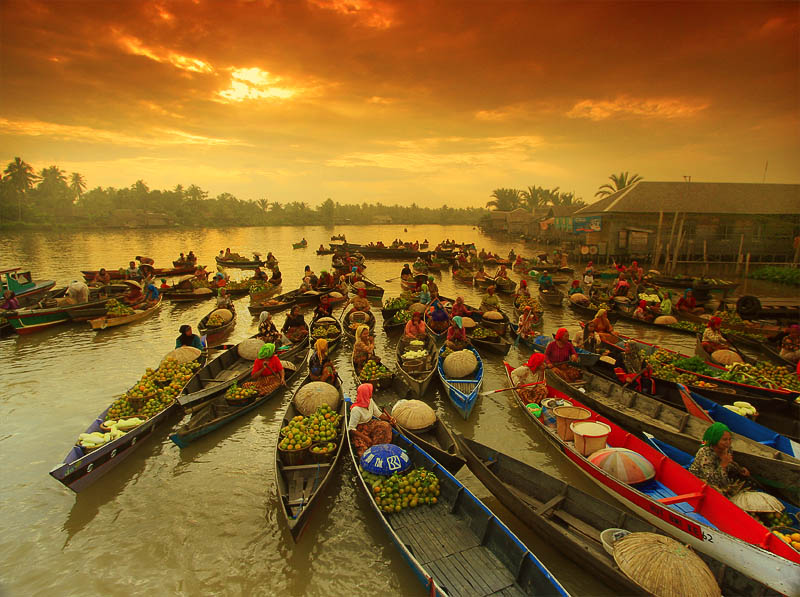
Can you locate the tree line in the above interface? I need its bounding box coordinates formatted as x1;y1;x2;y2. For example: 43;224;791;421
0;157;485;227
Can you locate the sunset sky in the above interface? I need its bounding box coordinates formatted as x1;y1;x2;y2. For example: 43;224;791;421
1;0;798;208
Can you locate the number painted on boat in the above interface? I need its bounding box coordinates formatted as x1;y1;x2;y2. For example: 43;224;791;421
110;449;117;459
86;463;94;473
702;532;714;543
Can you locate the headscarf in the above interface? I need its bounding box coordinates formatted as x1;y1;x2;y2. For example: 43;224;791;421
259;311;272;325
428;275;434;281
555;328;569;341
708;316;722;329
357;287;367;297
160;278;167;283
314;338;328;361
455;296;464;304
638;299;647;308
702;422;730;446
351;266;358;273
411;310;423;322
352;382;374;410
258;343;276;359
684;288;692;298
452;316;463;329
594;308;607;320
572;280;580;288
355;324;369;343
179;324;191;335
520;280;527;289
421;283;428;292
526;353;546;372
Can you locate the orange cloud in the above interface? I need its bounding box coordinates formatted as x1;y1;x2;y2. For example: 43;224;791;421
116;33;213;73
308;0;396;29
566;96;709;121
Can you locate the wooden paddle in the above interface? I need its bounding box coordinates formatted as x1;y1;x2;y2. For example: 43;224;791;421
385;275;402;282
480;381;544;396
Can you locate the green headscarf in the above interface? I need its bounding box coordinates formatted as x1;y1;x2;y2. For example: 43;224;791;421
702;422;730;446
452;316;463;329
258;343;276;360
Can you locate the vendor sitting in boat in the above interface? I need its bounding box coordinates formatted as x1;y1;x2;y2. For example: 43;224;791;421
257;312;281;344
122;281;144;305
269;266;282;284
446;316;467;350
215;288;232;309
353;325;378;370
187;251;196;264
611;273;630;298
451;296;475;318
1;290;20;311
568;280;583;296
514;279;530;303
659;290;673;315
517;306;540;341
688;422;750;497
427;298;451;333
349;383;395;458
592;309;618;345
176;324;204;350
779;325;800;364
418;283;432;305
253;267;267;280
159;278;170;291
538;272;555;291
126;261;143;282
309;338;336;384
496;265;509;279
511;353;548;404
144;282;160;302
347;286;371;312
480;285;500;311
632;299;655;322
701;316;730;353
676;288;704;315
90;268;111;286
314;294;334;319
474;265;488;282
243;343;286;395
282;306;308;343
404;310;426;339
574;320;600;353
544;328;582;382
426;275;439;299
318;269;334;288
298;276;314;292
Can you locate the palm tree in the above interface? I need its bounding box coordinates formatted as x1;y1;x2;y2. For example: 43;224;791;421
595;172;643;198
486;188;522;211
3;157;39;221
257;198;269;211
69;172;86;200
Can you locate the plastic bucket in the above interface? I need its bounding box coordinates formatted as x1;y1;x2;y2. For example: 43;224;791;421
525;403;542;418
553;406;591;441
541;398;567;428
571;420;611;456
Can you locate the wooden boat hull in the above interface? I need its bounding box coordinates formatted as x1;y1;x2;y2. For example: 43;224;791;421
455;436;777;597
568;300;617;322
501;362;800;595
424;310;449;347
397;419;465;475
198;306;237;340
215;256;265;269
88;297;162;330
170;349;307;448
168;290;214;302
437;345;483;419
352;351;395;391
538;288;564;306
345;407;569;597
49;352;206;492
674;311;779;337
395;336;437;398
178;343;258;409
81;266;195;281
494;279;517;295
468;332;511;355
275;377;344;541
511;326;599;368
342;309;376;341
6;295;114;334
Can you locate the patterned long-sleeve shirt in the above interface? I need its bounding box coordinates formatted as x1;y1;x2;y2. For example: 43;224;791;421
688;445;743;493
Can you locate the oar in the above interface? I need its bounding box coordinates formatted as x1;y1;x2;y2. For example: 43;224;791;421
480;381;544;396
622;367;647;390
385;275;403;282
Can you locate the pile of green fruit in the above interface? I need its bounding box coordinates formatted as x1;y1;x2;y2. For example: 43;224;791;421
390;310;411;324
311;324;339;339
279;404;341;451
758;510;797;528
107;358;201;419
249;281;268;293
384;297;410;310
666;320;703;333
191;278;210;289
207;313;226;328
360;359;391;381
360;466;441;514
718;362;800;392
226;278;254;290
471;327;498;339
515;296;542;312
225;382;257;403
105;298;134;316
310;442;336;455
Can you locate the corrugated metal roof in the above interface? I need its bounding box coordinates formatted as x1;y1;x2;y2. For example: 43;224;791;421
574;181;800;215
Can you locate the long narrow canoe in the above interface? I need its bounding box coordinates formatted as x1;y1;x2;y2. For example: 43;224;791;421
437;344;483;420
694;333;752;366
502;362;800;595
396;416;465;475
198;304;236;339
455;435;778;597
275;375;345;541
424;308;449;347
215;256;265;269
81;265;195;281
88;296;162;330
396;335;438;398
248;289;299;315
309;315;343;354
170;348;307;448
538;287;564;306
547;369;800;504
49;350;206;492
5;295;117;334
467;326;511;356
345;405;569;597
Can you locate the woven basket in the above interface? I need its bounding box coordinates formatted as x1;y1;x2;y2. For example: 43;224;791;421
278;444;308;466
402;359;423;372
351;311;367;323
308;441;337;463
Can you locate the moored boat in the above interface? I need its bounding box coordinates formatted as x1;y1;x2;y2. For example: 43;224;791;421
0;267;56;306
437;344;483;419
88;296;162;330
214;256;265;269
396;335;437;398
81;265;194;281
538;287;564;306
424;308;449;346
197;304;237;340
292;239;308;249
455;435;780;597
512;330;599;368
345;406;569;597
395;415;465;475
466;325;511;355
501;361;800;595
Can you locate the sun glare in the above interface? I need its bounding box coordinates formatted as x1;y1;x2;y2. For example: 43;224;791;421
217;68;296;102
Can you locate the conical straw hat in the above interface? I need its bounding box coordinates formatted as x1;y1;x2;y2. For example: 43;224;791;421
613;532;720;597
161;346;202;364
730;490;784;513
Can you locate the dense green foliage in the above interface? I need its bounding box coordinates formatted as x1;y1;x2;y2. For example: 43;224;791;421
0;158;486;227
485;186;586;212
749;266;800;287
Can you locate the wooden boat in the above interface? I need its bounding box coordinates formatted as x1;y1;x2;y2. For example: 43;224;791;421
49;350;206;492
455;436;780;597
0;267;56;306
382;309;410;334
330;234;346;241
494;277;517;294
309;315;343;354
395;416;465;475
292;240;308;249
473;276;495;289
567;300;617;323
649;275;739;293
501;362;800;595
81;265;195;281
467;326;511;356
357;276;385;299
88;296;162;331
548;370;800;502
396;335;438;398
5;294;120;334
214;256;265;269
248;289;299;315
609;303;700;338
437;344;483;420
674;310;780;337
178;343;249;409
400;273;426;292
342;309;375;341
172;259;197;268
695;333;752;366
352;348;395;391
477;307;509;336
198;304;237;339
452;268;474;284
511;326;600;368
538;287;564;306
168;288;215;303
170;348;307;448
424;308;449;347
345;409;569;597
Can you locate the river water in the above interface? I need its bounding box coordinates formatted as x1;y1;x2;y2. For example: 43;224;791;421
0;224;792;596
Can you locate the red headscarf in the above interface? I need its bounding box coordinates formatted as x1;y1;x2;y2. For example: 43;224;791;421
555;327;568;341
526;353;546;372
708;316;722;329
357;287;367;297
520;279;527;288
572;280;580;288
352;383;373;410
639;299;647;308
